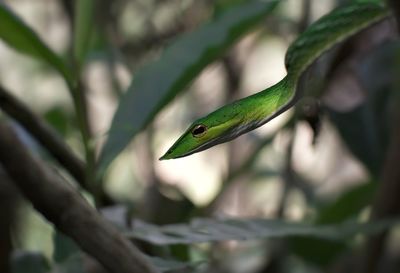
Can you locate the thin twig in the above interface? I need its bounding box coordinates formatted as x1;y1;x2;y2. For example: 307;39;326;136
58;1;96;193
69;81;97;197
0;121;159;273
298;0;311;33
277;131;294;218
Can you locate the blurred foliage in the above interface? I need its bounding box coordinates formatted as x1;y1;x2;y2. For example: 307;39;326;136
0;0;399;273
129;216;399;245
0;3;72;85
99;0;278;174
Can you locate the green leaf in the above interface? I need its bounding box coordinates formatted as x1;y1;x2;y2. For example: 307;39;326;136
0;3;72;85
43;107;71;137
99;0;279;174
147;256;203;272
328;105;383;175
53;232;80;264
73;0;95;68
128;217;399;245
291;182;377;265
316;182;376;225
54;255;85;273
11;251;49;273
327;41;400;176
51;232;86;273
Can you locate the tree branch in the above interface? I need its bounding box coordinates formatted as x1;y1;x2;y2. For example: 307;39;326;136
0;168;19;273
0;85;114;205
0;121;158;273
0;85;86;186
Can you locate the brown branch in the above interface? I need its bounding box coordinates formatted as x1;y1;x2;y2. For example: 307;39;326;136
0;85;114;205
0;121;159;273
0;85;86;187
0;168;19;273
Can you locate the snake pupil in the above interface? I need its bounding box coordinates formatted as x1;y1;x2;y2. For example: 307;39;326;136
192;124;207;137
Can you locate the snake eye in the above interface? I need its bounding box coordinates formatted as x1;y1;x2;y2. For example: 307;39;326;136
191;124;207;137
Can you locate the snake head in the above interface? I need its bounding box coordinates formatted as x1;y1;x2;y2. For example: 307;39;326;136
159;102;247;160
160;80;291;160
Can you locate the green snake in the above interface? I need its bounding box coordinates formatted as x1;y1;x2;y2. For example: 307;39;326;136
160;2;391;160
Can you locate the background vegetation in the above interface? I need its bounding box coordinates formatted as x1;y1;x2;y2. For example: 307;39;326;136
0;0;399;272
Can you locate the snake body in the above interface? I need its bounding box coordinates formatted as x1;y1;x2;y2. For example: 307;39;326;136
161;2;390;160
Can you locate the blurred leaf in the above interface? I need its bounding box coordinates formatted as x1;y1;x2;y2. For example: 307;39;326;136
128;217;399;245
139;185;196;225
316;182;376;224
73;0;95;68
327;41;400;176
214;0;249;15
100;205;129;229
54;255;85;273
0;4;73;85
53;232;80;264
43;107;70;137
99;0;279;175
291;239;344;266
52;233;85;273
328;105;383;175
147;256;203;273
353;0;383;3
11;251;49;273
291;182;377;265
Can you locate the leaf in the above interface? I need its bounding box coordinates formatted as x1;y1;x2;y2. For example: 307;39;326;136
0;3;72;85
11;250;49;273
53;232;80;264
328;105;383;175
73;0;95;68
316;182;376;225
327;41;400;176
99;0;279;174
52;232;85;273
290;182;377;265
54;255;85;273
128;217;399;245
147;256;203;273
44;107;71;137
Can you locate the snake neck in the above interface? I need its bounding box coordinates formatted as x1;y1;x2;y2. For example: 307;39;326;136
254;3;390;129
252;76;296;127
285;3;390;81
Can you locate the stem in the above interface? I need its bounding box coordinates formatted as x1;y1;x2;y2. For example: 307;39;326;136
62;0;97;201
277;130;295;218
68;80;98;200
